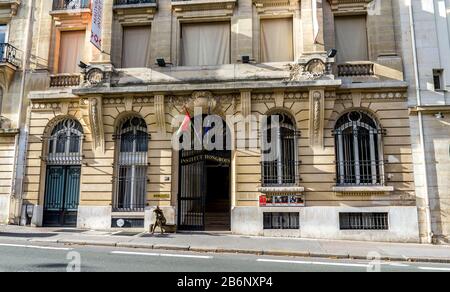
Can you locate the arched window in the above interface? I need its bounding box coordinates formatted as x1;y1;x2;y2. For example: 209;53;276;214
262;112;299;186
47;118;83;165
113;116;149;212
334;111;384;186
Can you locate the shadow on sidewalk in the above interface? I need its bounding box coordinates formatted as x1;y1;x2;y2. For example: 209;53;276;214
0;232;57;238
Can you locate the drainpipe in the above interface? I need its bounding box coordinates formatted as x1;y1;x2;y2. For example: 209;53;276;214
10;0;35;225
408;0;433;244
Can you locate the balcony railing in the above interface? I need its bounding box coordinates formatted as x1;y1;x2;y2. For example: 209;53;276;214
0;43;21;67
52;0;91;11
337;63;375;77
50;74;81;88
114;0;156;5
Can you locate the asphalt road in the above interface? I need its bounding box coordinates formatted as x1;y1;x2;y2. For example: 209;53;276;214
0;240;450;273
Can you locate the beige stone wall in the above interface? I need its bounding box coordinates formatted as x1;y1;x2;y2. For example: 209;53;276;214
23;89;415;213
232;91;415;207
23;97;174;209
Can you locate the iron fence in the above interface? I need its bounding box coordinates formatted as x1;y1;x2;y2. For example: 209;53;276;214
114;0;156;5
334;122;384;186
261;160;300;186
112;132;149;212
52;0;91;10
339;212;389;230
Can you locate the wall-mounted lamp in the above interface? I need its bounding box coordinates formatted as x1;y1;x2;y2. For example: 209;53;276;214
78;61;88;69
156;58;173;67
327;48;337;58
240;56;255;64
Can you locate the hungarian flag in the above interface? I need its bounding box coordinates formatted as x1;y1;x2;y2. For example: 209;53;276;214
176;108;192;136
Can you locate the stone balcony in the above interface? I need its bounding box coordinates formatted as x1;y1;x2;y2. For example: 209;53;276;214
52;0;90;11
337;62;374;77
0;43;21;89
49;74;82;88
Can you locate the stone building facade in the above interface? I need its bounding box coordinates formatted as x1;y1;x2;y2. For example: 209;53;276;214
0;0;29;225
400;0;450;244
12;0;421;242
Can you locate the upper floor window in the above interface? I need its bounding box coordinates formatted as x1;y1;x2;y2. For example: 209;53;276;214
334;111;384;186
58;30;85;74
122;25;151;68
334;15;368;63
433;69;444;91
180;22;231;66
260;18;294;63
0;24;7;44
261;112;299;186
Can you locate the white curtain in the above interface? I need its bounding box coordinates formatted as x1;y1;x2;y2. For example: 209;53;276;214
260;18;294;63
58;30;85;73
122;26;151;68
181;22;230;66
334;16;369;63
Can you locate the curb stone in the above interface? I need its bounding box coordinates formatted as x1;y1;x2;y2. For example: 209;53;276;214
153;244;190;251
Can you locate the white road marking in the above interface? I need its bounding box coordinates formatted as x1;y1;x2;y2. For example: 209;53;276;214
160;253;213;259
0;243;72;251
387;263;410;267
111;251;160;256
257;259;312;265
110;251;213;259
257;258;368;268
418;266;450;271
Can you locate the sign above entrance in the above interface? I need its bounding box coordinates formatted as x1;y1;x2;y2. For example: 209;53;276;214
181;153;231;166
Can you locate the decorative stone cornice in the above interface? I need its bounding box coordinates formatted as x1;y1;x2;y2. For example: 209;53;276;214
172;0;236;16
336;91;407;100
103;97;125;105
258;186;305;194
0;0;20;17
31;101;61;111
113;2;157;23
167;92;237;115
332;185;394;196
252;93;273;101
253;0;299;13
328;0;374;15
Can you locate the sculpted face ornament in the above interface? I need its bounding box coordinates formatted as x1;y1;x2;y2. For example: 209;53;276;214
85;68;104;86
286;58;328;82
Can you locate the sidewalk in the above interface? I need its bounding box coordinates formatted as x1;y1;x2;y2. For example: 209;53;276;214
1;225;449;263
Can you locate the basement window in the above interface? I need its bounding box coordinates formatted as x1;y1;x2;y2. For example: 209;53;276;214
263;212;299;229
339;212;388;230
433;69;444;91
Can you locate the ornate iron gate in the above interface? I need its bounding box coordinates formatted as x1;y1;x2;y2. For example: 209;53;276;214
178;150;207;231
43;165;81;227
178;150;231;231
43;118;83;227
